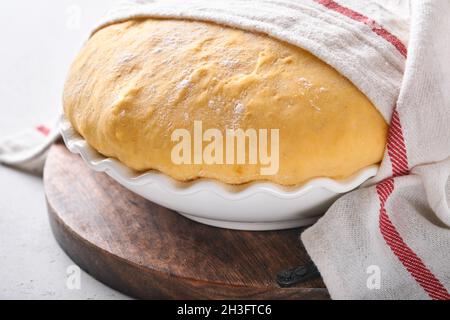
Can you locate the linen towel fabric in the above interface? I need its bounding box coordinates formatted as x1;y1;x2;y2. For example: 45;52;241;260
302;0;450;300
2;0;449;299
0;122;59;175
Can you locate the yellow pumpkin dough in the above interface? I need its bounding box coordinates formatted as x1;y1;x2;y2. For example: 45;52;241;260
63;19;388;185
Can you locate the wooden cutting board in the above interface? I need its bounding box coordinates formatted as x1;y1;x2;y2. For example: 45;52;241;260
44;144;329;299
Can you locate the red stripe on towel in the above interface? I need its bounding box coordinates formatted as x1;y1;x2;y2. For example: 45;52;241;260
36;125;50;137
377;180;450;300
314;0;407;57
386;110;409;176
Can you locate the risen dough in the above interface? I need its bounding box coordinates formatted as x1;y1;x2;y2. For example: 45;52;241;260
63;19;388;185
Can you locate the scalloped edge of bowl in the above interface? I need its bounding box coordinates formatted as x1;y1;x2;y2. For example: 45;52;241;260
59;114;378;201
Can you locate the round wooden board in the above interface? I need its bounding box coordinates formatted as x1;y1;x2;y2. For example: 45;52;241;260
44;144;329;300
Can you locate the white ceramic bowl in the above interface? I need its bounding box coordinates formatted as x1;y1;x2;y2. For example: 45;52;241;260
60;115;378;231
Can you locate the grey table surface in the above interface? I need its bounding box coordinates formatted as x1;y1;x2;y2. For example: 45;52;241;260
0;0;131;300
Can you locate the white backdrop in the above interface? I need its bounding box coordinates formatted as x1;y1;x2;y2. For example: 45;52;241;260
0;0;130;299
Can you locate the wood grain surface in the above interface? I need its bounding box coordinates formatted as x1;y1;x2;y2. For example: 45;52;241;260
44;144;329;300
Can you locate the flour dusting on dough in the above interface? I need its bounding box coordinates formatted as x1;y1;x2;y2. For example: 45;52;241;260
221;59;240;69
152;47;163;54
297;77;329;112
177;78;191;90
298;77;313;89
230;101;246;128
234;101;245;115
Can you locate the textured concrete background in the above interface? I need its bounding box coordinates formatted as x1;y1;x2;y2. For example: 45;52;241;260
0;0;130;300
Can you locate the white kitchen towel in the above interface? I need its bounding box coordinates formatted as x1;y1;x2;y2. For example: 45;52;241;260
301;0;450;299
2;0;449;299
0;122;59;175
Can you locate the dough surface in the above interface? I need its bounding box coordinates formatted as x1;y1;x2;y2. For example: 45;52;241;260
64;19;388;185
